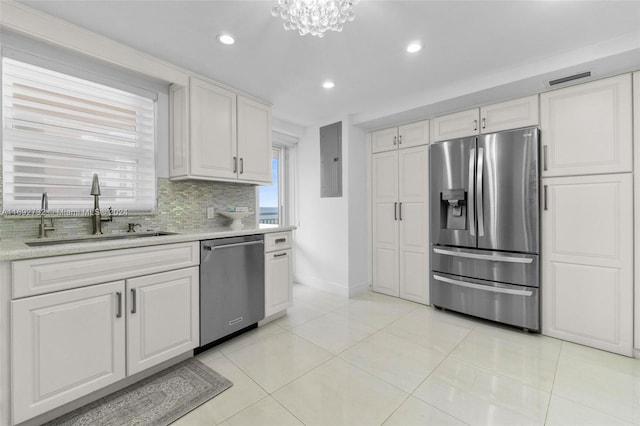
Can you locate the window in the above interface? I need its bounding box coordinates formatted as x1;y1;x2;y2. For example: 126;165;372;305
259;145;286;226
2;57;156;213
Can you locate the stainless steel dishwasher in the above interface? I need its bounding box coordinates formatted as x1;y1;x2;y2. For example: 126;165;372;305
199;234;265;348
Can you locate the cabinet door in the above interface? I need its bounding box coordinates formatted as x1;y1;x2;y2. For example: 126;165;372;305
237;96;272;183
540;74;632;177
11;281;126;424
371;127;398;153
634;72;640;351
431;108;479;142
542;174;632;356
371;151;399;297
398;146;429;304
480;95;539;133
127;267;199;375
190;77;237;179
398;120;430;149
265;249;293;317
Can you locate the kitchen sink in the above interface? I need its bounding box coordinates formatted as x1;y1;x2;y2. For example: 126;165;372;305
25;232;177;247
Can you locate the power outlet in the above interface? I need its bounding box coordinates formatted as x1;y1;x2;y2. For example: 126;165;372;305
206;207;215;219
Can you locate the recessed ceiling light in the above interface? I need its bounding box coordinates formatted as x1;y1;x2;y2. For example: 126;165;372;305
322;80;335;89
406;41;422;53
217;33;235;45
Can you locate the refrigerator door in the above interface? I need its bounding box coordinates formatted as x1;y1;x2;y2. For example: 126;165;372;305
477;127;539;253
429;136;476;248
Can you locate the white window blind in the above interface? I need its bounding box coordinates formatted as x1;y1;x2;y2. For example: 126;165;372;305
2;57;156;213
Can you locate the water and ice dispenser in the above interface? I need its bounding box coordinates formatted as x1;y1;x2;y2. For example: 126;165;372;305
439;189;467;230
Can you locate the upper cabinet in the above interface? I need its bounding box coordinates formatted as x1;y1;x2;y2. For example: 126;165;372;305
371;119;429;153
170;76;272;184
540;74;632;177
431;95;539;142
431;108;479;141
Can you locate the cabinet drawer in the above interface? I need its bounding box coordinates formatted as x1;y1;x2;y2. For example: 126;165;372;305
265;231;292;252
12;242;200;298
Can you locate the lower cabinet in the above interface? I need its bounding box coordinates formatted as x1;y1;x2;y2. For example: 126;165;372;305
11;265;200;423
371;145;430;304
127;267;199;375
264;231;293;317
541;173;633;356
11;281;126;424
265;249;293;317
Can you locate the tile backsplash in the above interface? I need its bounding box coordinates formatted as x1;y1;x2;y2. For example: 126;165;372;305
0;176;257;240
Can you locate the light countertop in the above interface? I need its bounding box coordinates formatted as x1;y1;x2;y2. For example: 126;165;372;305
0;226;296;261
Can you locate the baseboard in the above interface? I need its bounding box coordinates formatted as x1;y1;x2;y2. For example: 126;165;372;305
294;274;349;297
348;281;371;297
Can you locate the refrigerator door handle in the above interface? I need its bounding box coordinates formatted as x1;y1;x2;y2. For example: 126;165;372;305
433;248;534;264
476;147;485;237
433;274;533;296
468;148;476;236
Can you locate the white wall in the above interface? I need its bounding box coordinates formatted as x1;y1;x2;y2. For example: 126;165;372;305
294;117;369;297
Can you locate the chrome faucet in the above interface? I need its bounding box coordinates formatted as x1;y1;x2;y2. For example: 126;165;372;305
90;173;112;235
38;192;55;238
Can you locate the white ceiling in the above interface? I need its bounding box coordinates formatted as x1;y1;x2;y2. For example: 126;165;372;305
18;0;640;130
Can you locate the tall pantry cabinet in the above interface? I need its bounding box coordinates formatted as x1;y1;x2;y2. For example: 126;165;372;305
371;120;430;304
540;74;634;356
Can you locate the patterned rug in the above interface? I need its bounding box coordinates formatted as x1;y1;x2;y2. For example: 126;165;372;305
45;358;232;426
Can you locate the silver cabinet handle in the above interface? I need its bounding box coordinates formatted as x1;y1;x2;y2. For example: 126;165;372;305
481;118;486;129
394;202;398;221
274;252;288;258
544;185;548;211
131;288;137;314
476;147;485;237
399;202;403;220
240;158;244;174
203;240;264;251
473;119;478;131
233;156;238;173
398;135;402;144
543;145;548;171
393;136;397;146
433;274;533;296
433;248;534;264
115;292;122;318
468;148;476;236
275;238;287;243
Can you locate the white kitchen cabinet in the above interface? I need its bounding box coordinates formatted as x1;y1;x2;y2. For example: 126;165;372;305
633;71;640;354
431;108;479;142
264;231;293;317
11;281;126;424
10;243;200;424
480;95;539;134
371;119;429;153
540;74;632;177
431;96;540;142
127;267;199;375
541;173;633;356
170;76;272;184
371;145;429;304
237;96;272;183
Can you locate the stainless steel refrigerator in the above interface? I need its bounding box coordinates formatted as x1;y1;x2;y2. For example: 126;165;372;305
429;126;540;331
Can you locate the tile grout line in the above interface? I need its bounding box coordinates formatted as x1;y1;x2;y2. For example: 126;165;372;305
542;338;564;425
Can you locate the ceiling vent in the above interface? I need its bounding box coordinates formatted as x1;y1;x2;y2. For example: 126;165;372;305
548;71;592;87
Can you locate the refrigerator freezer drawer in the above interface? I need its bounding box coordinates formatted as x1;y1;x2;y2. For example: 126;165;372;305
430;272;539;331
431;246;539;287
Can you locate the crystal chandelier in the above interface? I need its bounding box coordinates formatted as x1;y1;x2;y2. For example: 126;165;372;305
271;0;357;38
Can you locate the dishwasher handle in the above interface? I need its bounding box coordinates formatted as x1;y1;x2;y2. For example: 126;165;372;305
202;240;264;251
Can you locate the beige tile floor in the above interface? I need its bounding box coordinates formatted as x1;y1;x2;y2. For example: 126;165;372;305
173;284;640;426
